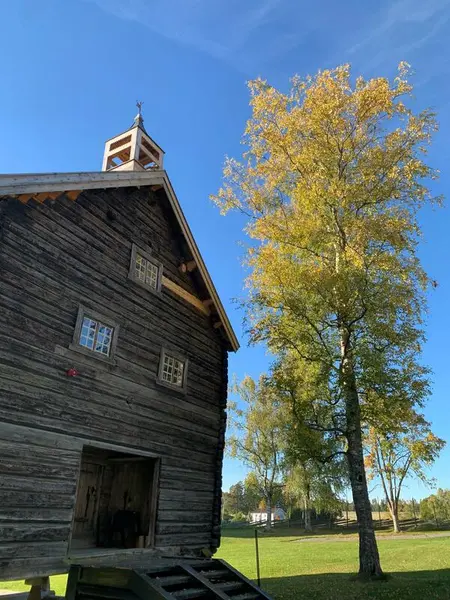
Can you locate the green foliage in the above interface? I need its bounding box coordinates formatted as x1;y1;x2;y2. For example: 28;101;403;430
222;475;267;518
284;461;344;516
365;413;445;527
227;375;285;525
421;489;450;523
230;511;248;523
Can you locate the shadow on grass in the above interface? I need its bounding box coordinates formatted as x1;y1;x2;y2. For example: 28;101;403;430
260;569;450;600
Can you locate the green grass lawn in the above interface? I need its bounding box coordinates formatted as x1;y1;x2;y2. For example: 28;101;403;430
216;527;450;599
1;528;449;599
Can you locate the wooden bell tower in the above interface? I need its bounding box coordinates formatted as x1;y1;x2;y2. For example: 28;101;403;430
102;102;164;172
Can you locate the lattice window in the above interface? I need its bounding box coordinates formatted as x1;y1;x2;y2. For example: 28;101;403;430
129;244;162;292
135;253;159;290
79;317;114;356
71;306;119;363
158;349;188;390
161;354;185;387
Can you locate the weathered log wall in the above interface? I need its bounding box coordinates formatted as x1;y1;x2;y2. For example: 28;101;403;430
0;186;228;579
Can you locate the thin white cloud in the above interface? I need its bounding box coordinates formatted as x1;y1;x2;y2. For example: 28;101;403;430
346;0;450;68
85;0;295;71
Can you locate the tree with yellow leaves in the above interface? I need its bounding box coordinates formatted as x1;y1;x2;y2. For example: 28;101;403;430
365;413;445;533
213;63;440;577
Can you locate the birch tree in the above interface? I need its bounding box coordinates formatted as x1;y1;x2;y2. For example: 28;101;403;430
213;63;440;576
228;376;284;529
365;415;445;532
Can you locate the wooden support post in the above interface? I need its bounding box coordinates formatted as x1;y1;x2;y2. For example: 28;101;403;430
179;260;197;273
66;190;82;201
25;577;54;600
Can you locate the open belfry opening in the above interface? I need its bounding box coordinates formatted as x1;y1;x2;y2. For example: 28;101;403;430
71;446;159;551
102;102;165;172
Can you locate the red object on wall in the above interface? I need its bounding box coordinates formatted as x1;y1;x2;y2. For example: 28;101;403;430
66;368;80;377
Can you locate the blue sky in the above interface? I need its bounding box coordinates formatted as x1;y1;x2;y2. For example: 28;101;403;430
1;0;450;500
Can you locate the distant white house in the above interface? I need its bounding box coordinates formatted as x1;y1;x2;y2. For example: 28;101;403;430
250;507;286;524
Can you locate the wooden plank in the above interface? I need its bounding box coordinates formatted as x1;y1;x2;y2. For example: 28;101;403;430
162;276;210;316
156;522;212;535
154;532;211;546
0;476;76;495
0;509;72;522
0;491;75;509
65;190;82;201
0;523;70;543
0;556;68;580
0;542;68;560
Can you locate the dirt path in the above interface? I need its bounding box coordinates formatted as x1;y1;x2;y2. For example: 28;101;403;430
294;531;450;543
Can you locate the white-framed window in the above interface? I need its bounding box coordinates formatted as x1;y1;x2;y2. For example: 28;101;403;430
157;348;188;391
79;317;113;356
128;243;162;293
70;306;120;363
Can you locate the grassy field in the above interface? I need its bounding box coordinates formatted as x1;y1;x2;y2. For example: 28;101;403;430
1;528;449;599
216;527;450;599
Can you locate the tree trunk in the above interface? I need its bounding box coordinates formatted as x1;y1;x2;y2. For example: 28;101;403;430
266;497;272;530
390;505;401;533
342;339;383;577
304;500;312;532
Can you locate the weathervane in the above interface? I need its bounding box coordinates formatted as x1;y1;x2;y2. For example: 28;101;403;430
136;100;144;116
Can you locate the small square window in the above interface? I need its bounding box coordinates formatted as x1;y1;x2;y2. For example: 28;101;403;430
157;349;188;392
129;244;162;293
70;306;120;364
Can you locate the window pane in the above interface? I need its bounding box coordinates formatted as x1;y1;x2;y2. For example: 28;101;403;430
95;325;113;356
80;317;96;350
135;252;159;290
162;353;185;387
135;254;147;282
145;262;159;289
78;315;114;357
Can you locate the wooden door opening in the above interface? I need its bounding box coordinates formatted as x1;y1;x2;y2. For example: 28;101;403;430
70;446;159;551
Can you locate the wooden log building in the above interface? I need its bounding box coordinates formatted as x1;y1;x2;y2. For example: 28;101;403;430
0;109;239;582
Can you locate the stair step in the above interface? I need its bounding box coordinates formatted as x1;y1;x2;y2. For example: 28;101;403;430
231;594;261;600
216;581;245;593
199;569;231;580
172;588;208;600
189;561;217;571
144;566;181;576
151;575;192;587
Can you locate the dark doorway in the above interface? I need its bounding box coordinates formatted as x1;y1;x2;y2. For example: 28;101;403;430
70;446;159;551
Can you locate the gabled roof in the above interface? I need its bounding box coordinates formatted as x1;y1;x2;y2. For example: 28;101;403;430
0;169;239;351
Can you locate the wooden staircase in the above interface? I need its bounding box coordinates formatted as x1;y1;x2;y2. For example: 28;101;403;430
66;560;273;600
